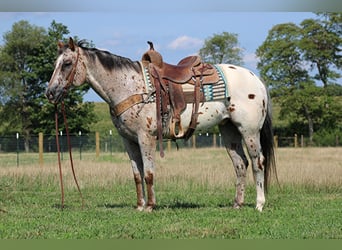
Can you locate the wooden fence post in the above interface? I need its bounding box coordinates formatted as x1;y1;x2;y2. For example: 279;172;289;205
96;132;100;158
294;134;298;148
39;132;43;167
192;135;196;149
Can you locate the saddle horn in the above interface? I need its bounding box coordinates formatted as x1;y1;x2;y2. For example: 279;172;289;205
147;41;154;50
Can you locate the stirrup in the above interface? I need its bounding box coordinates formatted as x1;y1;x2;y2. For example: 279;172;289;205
169;119;184;138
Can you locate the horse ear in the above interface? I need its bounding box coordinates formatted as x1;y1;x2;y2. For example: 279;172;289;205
68;37;75;51
58;41;64;49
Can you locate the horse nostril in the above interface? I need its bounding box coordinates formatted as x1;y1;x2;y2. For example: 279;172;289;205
45;90;54;100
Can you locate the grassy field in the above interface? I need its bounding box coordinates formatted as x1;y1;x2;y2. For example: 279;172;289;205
0;147;341;239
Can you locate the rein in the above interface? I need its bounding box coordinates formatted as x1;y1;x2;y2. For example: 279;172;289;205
55;102;84;209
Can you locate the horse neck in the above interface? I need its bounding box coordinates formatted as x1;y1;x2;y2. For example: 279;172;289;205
82;50;144;106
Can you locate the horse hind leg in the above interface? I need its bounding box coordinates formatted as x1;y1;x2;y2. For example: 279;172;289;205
243;132;266;212
219;120;249;209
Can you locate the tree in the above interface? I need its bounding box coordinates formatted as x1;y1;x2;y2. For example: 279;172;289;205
0;20;47;151
256;23;318;143
0;20;96;151
299;13;342;87
199;32;243;65
256;15;342;145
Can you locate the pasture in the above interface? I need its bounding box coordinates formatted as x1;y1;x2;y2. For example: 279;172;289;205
0;147;341;239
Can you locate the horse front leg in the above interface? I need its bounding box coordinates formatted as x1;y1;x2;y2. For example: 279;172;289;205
138;133;157;212
122;138;146;211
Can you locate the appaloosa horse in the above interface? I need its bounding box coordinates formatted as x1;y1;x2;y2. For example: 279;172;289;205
46;38;276;212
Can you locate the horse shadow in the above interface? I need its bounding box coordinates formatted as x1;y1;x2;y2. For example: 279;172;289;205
98;200;255;211
97;201;201;210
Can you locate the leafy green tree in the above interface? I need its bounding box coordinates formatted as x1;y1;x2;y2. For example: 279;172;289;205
256;23;317;143
0;20;47;151
0;20;96;151
299;13;342;87
199;32;243;65
257;14;342;145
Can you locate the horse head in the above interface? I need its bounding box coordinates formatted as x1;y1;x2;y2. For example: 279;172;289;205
46;37;86;103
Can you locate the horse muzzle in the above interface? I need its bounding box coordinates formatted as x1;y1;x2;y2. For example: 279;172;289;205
45;86;65;104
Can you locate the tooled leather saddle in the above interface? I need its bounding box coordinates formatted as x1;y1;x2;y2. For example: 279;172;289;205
141;41;220;156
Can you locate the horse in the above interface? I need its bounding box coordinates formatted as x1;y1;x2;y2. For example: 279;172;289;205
46;37;276;212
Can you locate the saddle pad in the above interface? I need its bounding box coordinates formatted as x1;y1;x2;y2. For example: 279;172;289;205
182;64;228;102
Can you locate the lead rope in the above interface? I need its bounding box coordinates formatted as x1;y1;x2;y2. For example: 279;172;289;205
55;104;64;209
55;102;85;209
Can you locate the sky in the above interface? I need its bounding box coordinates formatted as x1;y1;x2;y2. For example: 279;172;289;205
0;1;337;102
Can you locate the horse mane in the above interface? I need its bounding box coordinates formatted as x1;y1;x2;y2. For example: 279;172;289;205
77;40;141;73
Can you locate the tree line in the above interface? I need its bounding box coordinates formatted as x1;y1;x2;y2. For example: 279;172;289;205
0;13;341;152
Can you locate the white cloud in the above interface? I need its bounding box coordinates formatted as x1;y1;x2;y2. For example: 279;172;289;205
243;52;259;71
243;52;258;64
168;35;203;50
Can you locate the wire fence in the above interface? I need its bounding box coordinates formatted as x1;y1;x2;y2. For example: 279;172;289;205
1;132;339;153
0;132;339;167
0;132;225;154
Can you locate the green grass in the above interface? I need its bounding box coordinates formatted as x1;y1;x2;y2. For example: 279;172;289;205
1;177;341;239
1;148;341;239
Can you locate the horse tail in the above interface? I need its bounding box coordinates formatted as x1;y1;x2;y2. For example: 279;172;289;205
260;97;277;193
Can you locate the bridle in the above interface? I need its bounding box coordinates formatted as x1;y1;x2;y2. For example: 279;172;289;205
64;47;81;93
54;47;84;209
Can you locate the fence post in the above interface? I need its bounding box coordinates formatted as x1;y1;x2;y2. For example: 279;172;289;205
16;133;19;167
79;131;82;160
213;133;216;148
294;134;298;148
109;130;113;156
192;135;196;149
96;132;100;158
39;132;43;167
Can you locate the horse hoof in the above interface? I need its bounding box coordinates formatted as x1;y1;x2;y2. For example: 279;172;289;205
136;206;144;212
255;204;263;212
233;203;242;209
145;206;154;212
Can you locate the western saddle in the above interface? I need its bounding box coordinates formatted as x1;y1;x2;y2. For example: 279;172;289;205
141;41;220;156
